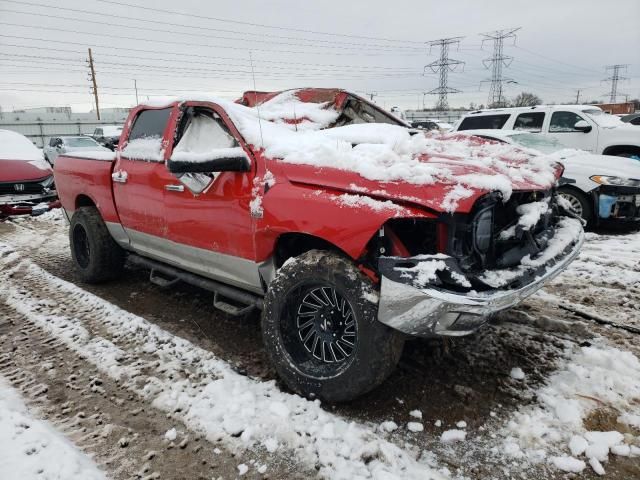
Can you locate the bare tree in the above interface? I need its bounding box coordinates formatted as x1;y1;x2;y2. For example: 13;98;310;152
511;92;542;107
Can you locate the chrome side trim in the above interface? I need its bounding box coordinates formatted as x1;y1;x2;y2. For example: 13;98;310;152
124;228;264;294
378;229;585;338
105;221;130;248
258;256;277;288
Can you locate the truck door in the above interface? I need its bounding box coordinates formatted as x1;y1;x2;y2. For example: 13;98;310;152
162;104;262;293
112;106;177;259
545;110;596;152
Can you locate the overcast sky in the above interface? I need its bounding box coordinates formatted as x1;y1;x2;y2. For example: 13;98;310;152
1;0;639;112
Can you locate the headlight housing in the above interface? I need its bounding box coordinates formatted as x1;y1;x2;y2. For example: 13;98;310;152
473;207;493;253
590;175;640;187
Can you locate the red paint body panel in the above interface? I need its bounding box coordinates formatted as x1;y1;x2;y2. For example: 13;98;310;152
0;159;52;182
53;89;561;279
53;156;120;224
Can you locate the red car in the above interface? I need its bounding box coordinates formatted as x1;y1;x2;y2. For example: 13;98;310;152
0;130;60;219
54;89;584;402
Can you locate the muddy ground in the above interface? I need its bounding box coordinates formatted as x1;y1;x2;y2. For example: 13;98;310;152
0;214;638;479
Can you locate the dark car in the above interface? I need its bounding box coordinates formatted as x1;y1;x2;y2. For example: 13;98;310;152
91;125;124;151
0;130;59;218
621;113;640;126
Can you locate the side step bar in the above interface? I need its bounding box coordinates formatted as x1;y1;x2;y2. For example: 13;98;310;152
127;254;264;313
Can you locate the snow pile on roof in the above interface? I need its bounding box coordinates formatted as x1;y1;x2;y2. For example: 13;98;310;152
251;90;340;130
0;129;44;161
226;105;559;203
143;93;561;206
101;125;123;136
500;343;640;474
0;376;106;480
122;136;164;161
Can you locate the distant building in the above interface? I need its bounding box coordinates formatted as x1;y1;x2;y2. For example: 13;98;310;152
593;102;635;115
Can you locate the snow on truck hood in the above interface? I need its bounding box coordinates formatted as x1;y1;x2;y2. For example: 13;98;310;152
145;91;562;212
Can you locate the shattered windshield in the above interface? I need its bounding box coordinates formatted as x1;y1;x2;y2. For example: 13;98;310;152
508;133;566;154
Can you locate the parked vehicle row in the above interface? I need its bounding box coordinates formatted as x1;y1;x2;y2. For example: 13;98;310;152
455;104;640;158
53;88;584;402
0;129;60;218
44;136;110;165
457;130;640;227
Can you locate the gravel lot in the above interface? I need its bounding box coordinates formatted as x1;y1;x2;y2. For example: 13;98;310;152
0;211;638;479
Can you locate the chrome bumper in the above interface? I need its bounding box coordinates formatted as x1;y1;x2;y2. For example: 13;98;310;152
378;223;585;337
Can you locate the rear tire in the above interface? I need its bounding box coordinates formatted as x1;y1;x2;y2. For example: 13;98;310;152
559;187;593;225
69;207;125;283
262;250;405;403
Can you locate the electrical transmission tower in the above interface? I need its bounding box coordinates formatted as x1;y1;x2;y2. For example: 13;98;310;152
480;28;520;108
602;64;629;103
423;37;464;111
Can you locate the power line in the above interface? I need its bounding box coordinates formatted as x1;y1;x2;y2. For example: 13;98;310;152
90;0;424;45
480;27;520;107
0;22;425;57
602;64;629;103
0;6;424;53
423;37;465;110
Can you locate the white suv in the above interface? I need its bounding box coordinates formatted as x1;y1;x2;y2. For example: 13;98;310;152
455;105;640;158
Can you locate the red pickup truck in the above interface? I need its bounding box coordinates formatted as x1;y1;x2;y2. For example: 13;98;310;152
54;88;584;402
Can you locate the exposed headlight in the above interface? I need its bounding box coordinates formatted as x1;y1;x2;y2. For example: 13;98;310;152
590;175;640;187
474;207;493;253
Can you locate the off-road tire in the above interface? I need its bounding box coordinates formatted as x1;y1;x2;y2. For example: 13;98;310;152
262;250;405;402
69;207;125;283
559;187;593;225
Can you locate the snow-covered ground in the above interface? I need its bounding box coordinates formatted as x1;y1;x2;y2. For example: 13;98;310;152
0;376;105;480
0;211;638;479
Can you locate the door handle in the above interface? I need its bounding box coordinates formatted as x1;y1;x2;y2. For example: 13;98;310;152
165;184;184;192
111;170;128;183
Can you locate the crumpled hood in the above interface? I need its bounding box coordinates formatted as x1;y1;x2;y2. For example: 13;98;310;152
272;153;561;214
0;159;53;182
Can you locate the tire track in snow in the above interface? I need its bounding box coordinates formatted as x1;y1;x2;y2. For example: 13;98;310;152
0;241;449;480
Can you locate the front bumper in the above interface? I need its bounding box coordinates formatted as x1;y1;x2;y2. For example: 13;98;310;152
377;218;584;337
596;186;640;225
0;192;60;217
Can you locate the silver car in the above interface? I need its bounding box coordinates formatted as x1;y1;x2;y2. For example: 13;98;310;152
43;136;110;165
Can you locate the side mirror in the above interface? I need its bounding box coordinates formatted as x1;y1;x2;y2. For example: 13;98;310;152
168;150;250;174
573;120;592;133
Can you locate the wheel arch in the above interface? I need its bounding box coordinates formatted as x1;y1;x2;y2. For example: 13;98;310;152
273;232;350;269
602;145;640;157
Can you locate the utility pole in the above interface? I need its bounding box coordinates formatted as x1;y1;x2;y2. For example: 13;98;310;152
574;89;582;104
603;64;629;103
480;28;520;108
424;37;464;111
134;79;139;104
366;92;378;103
87;48;100;120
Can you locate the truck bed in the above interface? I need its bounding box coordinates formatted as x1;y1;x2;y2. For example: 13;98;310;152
53;152;120;224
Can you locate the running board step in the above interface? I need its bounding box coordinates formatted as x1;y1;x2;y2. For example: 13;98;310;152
149;269;180;288
127;253;263;311
213;292;255;316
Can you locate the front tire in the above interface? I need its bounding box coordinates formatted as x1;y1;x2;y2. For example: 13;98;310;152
559;187;593;225
262;250;405;402
69;207;125;283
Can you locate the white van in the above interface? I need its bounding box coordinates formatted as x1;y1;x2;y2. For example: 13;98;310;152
454;105;640;158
